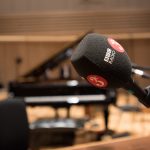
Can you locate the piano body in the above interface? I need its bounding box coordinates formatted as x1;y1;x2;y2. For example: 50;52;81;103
8;32;116;147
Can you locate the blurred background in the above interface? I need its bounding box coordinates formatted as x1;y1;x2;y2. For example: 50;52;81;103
0;0;150;150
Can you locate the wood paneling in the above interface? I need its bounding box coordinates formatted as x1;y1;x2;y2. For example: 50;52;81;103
0;0;149;14
0;10;149;35
0;35;78;42
43;136;150;150
0;42;68;85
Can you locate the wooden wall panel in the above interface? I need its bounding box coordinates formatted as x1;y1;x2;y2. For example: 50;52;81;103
0;44;17;85
133;39;150;66
0;11;149;35
0;0;149;14
0;42;68;85
67;0;150;12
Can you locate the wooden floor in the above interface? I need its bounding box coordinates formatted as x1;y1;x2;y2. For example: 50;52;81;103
42;135;150;150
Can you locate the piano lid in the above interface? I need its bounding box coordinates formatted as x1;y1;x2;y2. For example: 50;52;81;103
22;31;93;80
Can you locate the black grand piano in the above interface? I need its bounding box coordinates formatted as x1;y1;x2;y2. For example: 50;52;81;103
9;31;115;105
8;32;116;147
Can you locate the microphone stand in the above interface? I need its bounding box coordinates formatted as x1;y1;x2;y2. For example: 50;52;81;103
124;81;150;107
132;63;150;71
130;64;150;107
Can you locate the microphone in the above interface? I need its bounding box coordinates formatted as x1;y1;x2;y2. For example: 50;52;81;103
71;33;150;107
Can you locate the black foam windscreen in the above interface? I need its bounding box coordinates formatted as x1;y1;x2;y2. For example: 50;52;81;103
71;33;132;88
0;99;29;150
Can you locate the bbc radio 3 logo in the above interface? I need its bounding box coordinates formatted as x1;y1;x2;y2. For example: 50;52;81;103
87;75;108;88
104;48;116;64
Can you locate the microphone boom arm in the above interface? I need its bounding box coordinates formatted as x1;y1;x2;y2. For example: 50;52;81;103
125;81;150;107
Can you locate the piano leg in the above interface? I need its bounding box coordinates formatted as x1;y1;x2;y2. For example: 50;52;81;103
103;104;115;135
104;105;109;131
66;106;70;118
